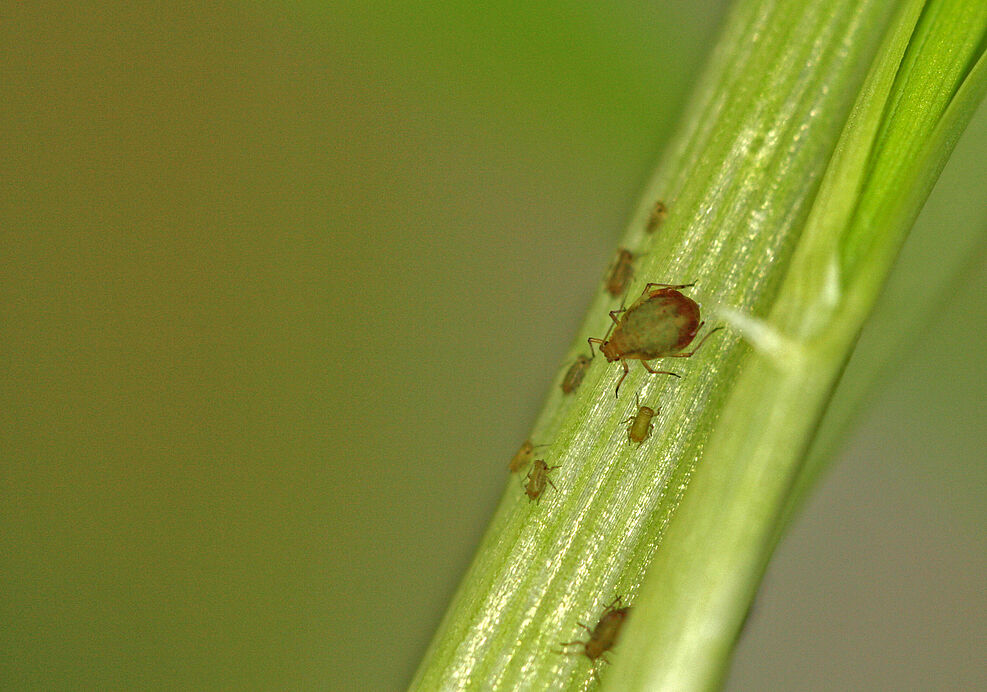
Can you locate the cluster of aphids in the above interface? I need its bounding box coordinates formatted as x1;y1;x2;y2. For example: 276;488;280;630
511;199;722;488
503;200;723;679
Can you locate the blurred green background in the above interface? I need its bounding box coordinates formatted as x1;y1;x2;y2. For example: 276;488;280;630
2;2;983;690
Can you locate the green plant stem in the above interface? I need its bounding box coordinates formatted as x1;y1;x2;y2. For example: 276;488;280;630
609;1;987;689
411;0;986;689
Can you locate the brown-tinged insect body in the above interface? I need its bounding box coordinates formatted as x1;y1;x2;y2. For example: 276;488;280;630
559;597;632;678
524;459;560;503
508;440;548;473
561;354;591;394
604;248;635;297
588;282;723;396
646;200;668;233
622;393;657;444
509;440;534;473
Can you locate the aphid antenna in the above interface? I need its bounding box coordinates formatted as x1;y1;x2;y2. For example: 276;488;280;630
620;393;642;424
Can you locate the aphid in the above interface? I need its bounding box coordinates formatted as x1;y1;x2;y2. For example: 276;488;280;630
524;459;560;503
645;200;668;233
604;248;636;297
588;282;723;397
508;439;547;473
561;354;592;394
559;597;632;678
621;393;657;444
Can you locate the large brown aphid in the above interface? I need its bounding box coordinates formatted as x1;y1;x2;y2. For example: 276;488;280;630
508;439;547;473
524;459;560;503
604;248;636;297
561;354;591;394
646;200;668;233
559;597;632;677
588;282;722;396
621;393;657;445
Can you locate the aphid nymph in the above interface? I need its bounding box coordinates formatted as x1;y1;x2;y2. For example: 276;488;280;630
604;248;636;297
561;354;591;395
622;393;657;444
588;282;723;396
559;597;632;679
646;200;668;233
524;459;560;503
509;439;547;473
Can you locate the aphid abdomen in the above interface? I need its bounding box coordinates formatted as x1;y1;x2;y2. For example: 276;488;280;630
628;406;655;443
617;298;682;357
559;600;631;667
591;607;629;656
623;292;700;357
584;639;606;661
525;460;559;502
509;440;535;473
605;249;635;297
561;355;591;394
646;200;668;233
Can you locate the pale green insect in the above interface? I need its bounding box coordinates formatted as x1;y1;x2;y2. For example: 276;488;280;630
621;393;657;444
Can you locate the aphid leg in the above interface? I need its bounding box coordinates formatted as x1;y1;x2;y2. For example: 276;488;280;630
607;308;627;325
613;360;630;398
546;477;558;492
602;596;623;613
640;360;680;378
587;337;603;356
667;324;725;357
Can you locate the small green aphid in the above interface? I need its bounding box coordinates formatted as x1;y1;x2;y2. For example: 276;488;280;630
588;282;723;397
559;597;632;680
646;200;668;233
561;354;591;395
621;393;657;444
604;248;636;297
508;439;548;473
524;459;560;503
